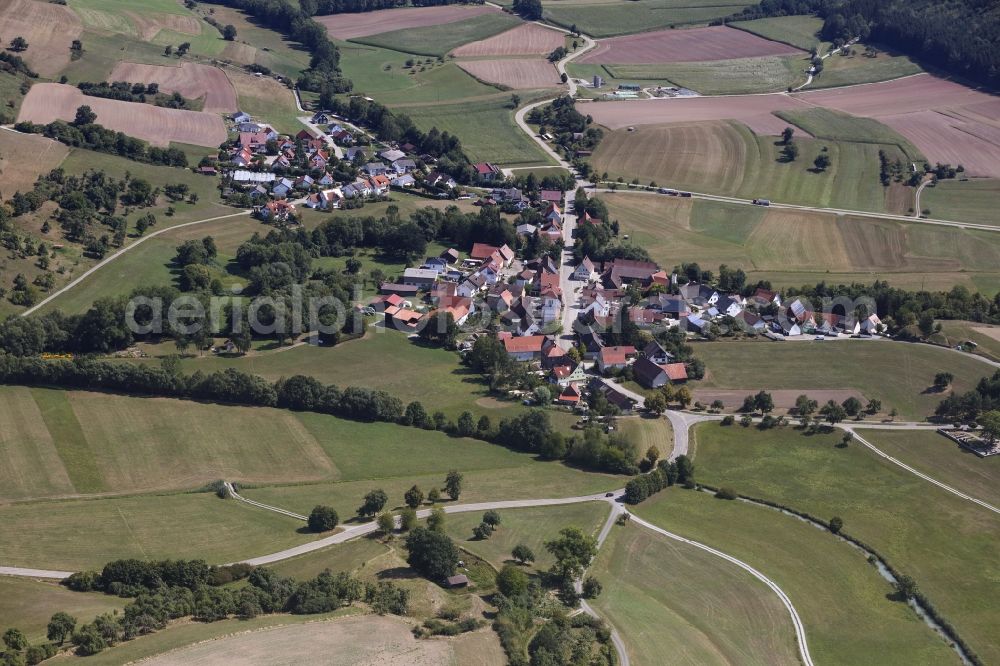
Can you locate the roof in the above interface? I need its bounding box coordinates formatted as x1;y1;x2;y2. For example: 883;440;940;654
503;334;548;354
664;363;687;381
600;345;636;366
446;574;469;586
470;243;501;261
474;162;498;175
403;268;438;280
633;357;666;386
540;189;562;202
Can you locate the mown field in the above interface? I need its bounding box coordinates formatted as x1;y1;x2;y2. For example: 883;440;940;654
592;120;902;212
931;320;1000;362
688;423;1000;664
0;577;125;644
351;12;521;57
775;107;924;161
604;55;806;95
921;179;1000;226
444;503;610;573
603;191;1000;292
395;95;556;166
589;522;800;666
857;429;1000;508
730;15;825;51
693;340;994;421
541;0;754;38
634;488;960;665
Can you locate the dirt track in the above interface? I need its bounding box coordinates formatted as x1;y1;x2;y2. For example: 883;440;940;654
18;83;227;148
580;25;803;64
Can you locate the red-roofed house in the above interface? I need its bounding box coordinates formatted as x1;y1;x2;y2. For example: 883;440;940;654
557;383;582;405
503;334;549;362
597;345;637;373
633;358;688;389
474;162;501;181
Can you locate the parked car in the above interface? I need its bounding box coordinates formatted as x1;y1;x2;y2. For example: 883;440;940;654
752;198;771;206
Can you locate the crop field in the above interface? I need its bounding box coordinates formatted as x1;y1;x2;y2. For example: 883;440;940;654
808;48;922;90
608;55;804;95
585;92;800;132
580;25;803;64
774;107;924;160
689;423;1000;664
0;577;125;644
635;489;959;665
0;130;69;200
858;428;1000;508
206;5;312;80
593;121;897;211
794;74;1000;178
457;59;561;89
921;179;1000;226
338;44;502;104
18;83;227;148
318;5;500;41
0;0;83;77
729;15;824;51
225;67;301;134
451;23;565;57
353;12;521;58
693;340;994;421
542;0;754;38
590;522;799;666
444;503;609;572
138;615;500;666
396;95;555;165
108;62;238;114
0;490;310;570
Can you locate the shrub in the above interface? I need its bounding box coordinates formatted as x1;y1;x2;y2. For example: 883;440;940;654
715;487;738;500
307;505;339;533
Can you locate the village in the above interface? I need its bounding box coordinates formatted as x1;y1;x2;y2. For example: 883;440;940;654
210;108;889;417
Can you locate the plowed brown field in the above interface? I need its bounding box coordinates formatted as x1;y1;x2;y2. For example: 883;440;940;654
318;5;497;40
109;62;238;114
457;59;561;89
579;25;803;64
0;130;68;199
451;23;564;56
0;0;82;77
18;83;227;148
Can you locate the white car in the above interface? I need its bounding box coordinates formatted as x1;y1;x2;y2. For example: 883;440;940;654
814;335;825;341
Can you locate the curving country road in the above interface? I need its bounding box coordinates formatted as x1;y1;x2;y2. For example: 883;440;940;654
20;210;251;317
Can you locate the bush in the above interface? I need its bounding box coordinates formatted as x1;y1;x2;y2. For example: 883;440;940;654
307;505;339;533
715;487;737;500
721;415;735;426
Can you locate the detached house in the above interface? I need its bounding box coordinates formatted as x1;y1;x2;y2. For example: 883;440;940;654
572;257;596;282
502;334;550;362
633;357;687;389
597;345;637;373
475;162;502;181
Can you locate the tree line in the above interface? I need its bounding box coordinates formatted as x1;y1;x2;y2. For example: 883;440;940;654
307;0;479;15
77;81;195;110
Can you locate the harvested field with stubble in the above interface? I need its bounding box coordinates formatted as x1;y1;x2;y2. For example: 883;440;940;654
579;25;803;64
451;22;564;56
457;59;560;89
18;83;227;147
109;62;238;113
0;0;83;77
0;130;69;200
584;93;801;133
123;9;200;40
318;4;498;40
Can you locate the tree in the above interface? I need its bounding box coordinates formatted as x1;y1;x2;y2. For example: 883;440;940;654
8;36;28;52
819;400;847;425
894;574;919;600
404;485;424;509
222;24;238;41
781;126;794;145
644;392;666;415
934;372;954;390
358;488;388;517
675;386;692;408
47;612;77;644
427;506;446;532
473;522;493;540
979;410;1000;441
781;141;799;162
456;411;475;437
377;512;395;535
814;153;831;171
581;576;602;598
754;390;774;415
177;42;191;56
482;510;501;527
496;564;528;598
888;407;898;422
427;487;441;504
400;507;417;531
795;394;818;417
510;93;521;108
675;454;694;484
545;527;597;581
164;45;173;56
405;527;459;581
512;543;535;565
842;396;863;418
2;628;27;652
444;470;463;501
829;516;844;534
345;257;362;274
73;105;97;126
307;505;339;532
864;398;882;416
